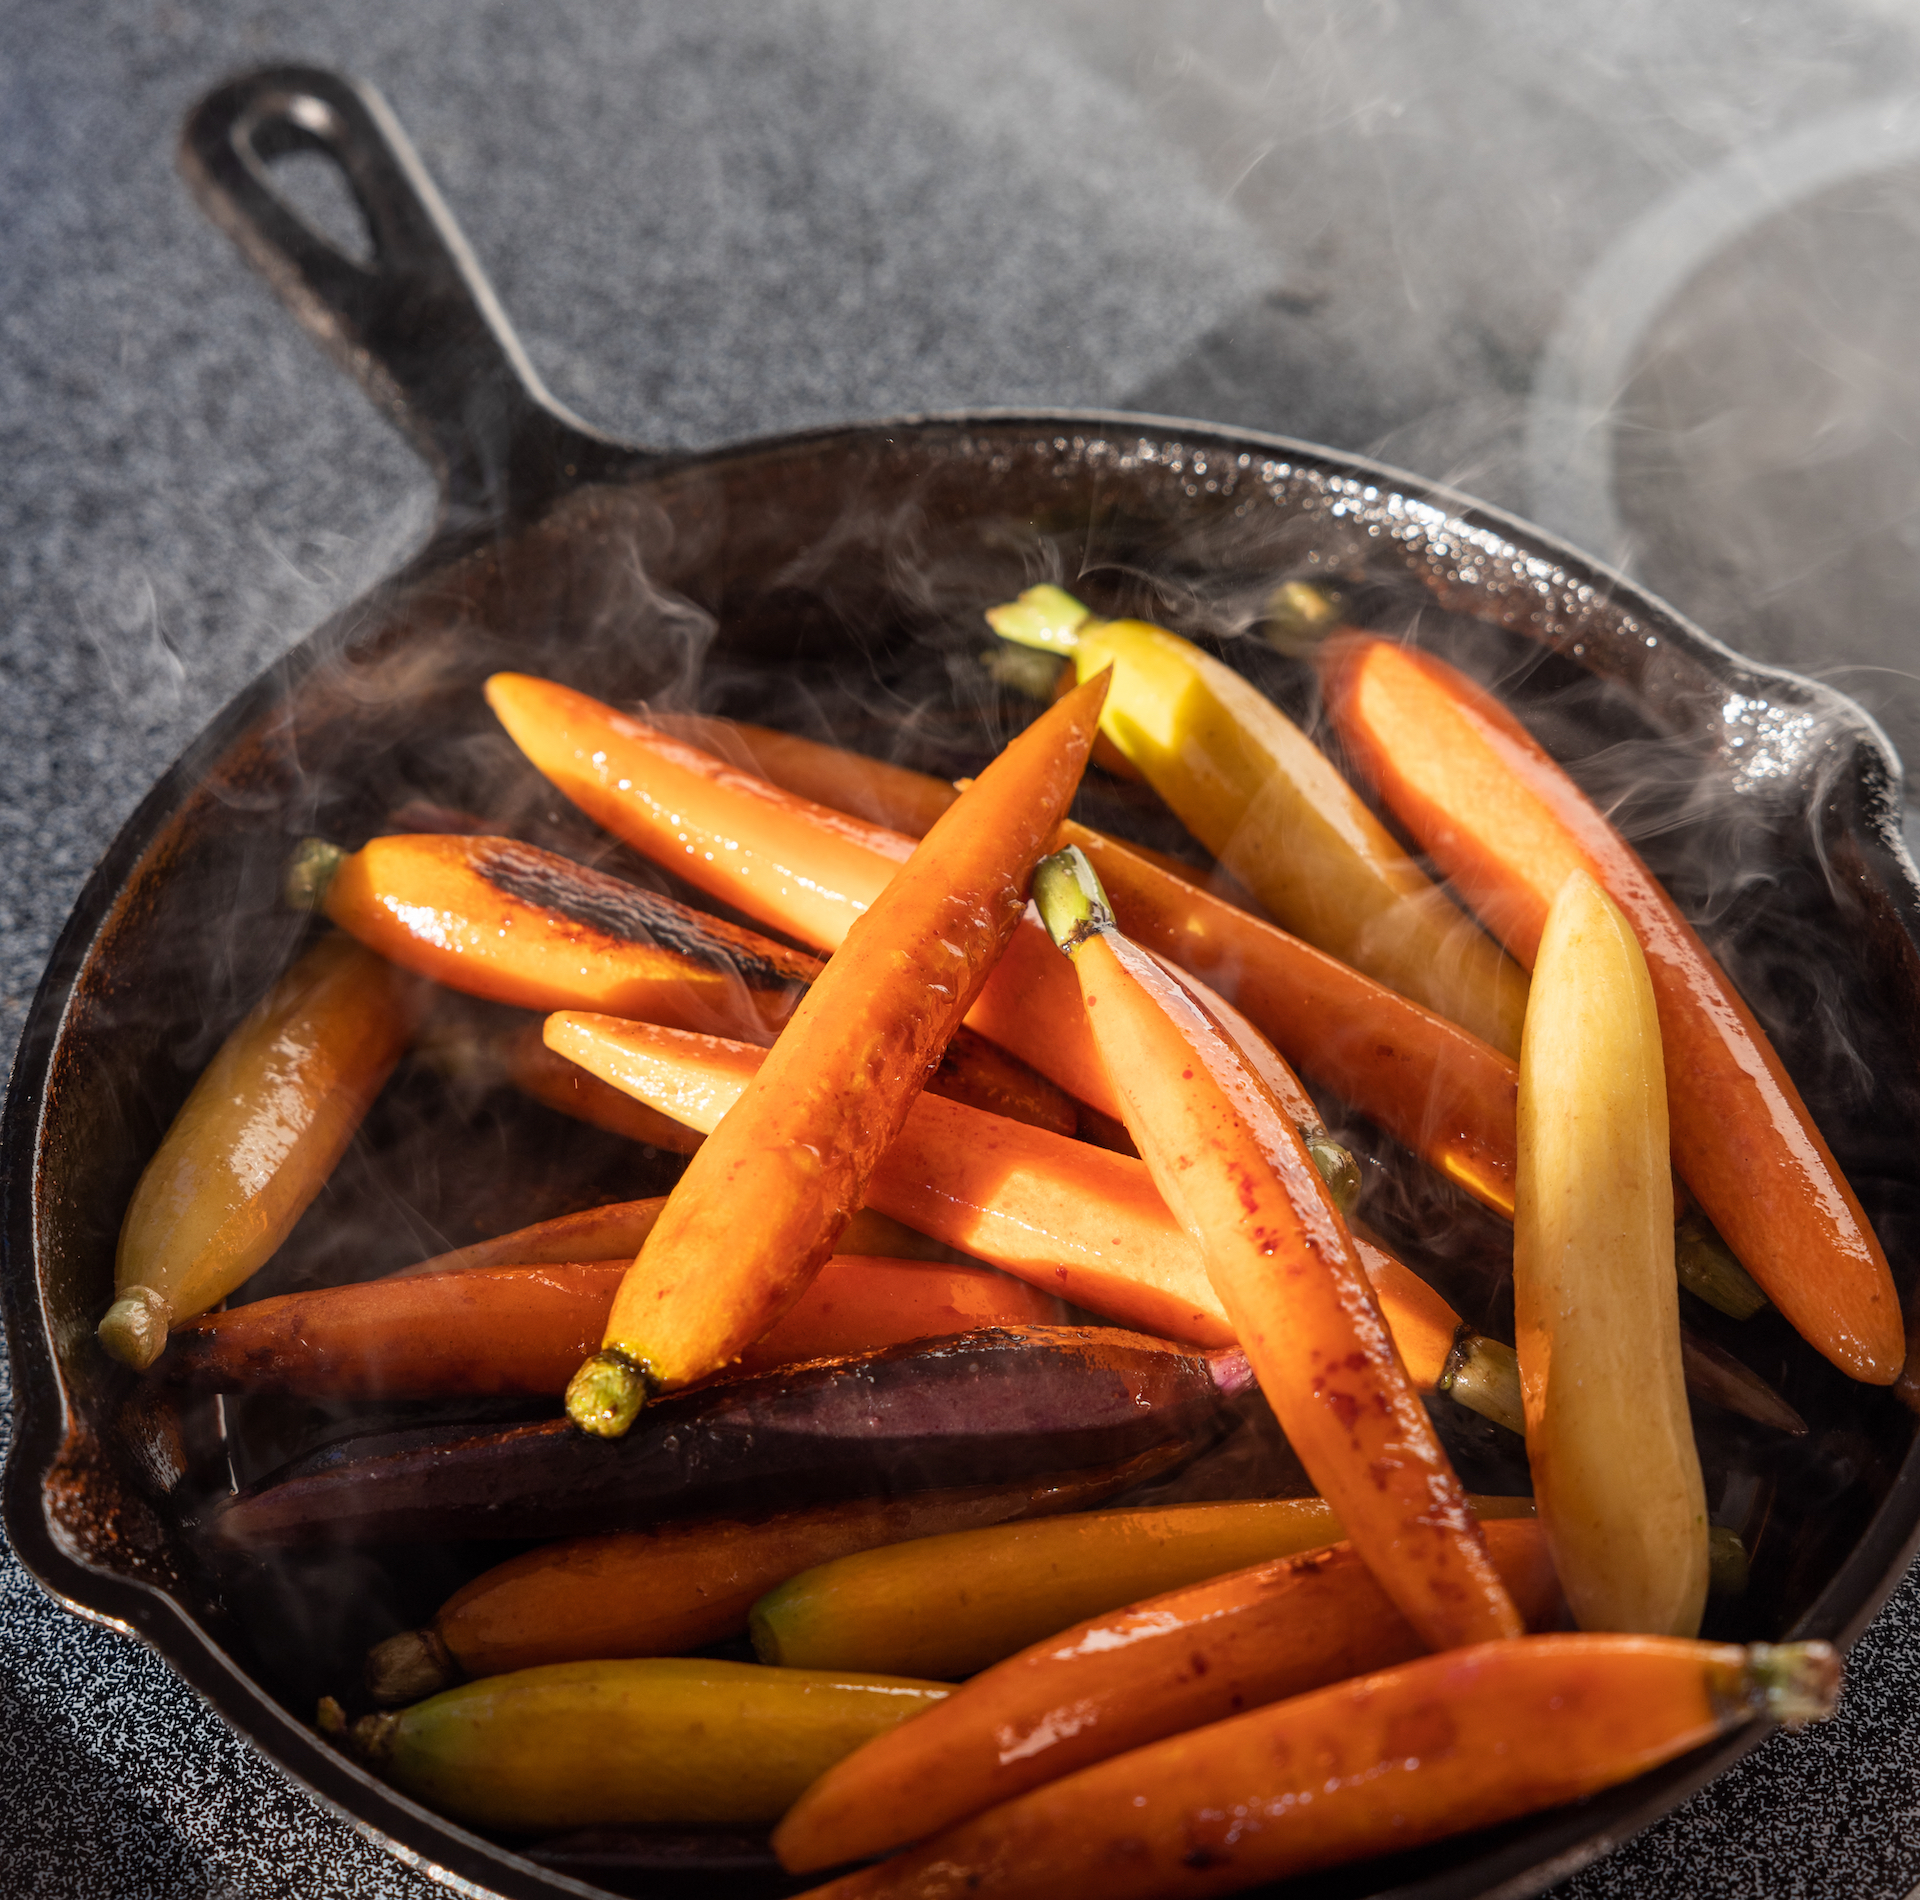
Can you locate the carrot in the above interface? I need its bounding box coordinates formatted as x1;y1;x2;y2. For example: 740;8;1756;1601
773;1517;1561;1871
364;1456;1181;1700
990;585;1531;1054
1517;871;1707;1636
163;1255;1066;1397
99;933;421;1369
344;1658;950;1834
1032;847;1519;1651
291;831;817;1041
1318;632;1900;1384
751;1496;1540;1683
790;1635;1840;1900
562;673;1109;1435
485;673;1122;1119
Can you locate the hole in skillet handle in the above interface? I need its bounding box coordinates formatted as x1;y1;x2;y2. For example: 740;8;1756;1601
175;63;650;530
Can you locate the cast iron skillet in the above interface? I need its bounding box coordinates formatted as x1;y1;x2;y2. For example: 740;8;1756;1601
7;62;1920;1900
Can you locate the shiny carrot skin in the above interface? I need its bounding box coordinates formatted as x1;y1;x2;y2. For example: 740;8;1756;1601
774;1518;1561;1872
793;1636;1840;1900
1036;855;1518;1651
368;1457;1178;1697
304;830;817;1041
485;674;1122;1118
164;1255;1065;1397
1319;633;1900;1383
636;712;1521;1218
100;934;421;1368
563;673;1108;1432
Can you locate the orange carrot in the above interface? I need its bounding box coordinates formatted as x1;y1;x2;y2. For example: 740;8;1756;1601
501;1021;704;1151
293;831;816;1041
485;674;1122;1118
562;673;1110;1435
100;934;422;1368
774;1518;1561;1872
790;1635;1840;1900
1318;633;1899;1383
164;1255;1065;1397
1033;847;1518;1651
365;1457;1178;1699
541;1015;1500;1407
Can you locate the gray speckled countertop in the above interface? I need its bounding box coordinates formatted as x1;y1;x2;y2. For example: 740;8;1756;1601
8;3;1920;1894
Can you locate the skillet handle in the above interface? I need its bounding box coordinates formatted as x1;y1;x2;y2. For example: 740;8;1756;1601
178;65;646;523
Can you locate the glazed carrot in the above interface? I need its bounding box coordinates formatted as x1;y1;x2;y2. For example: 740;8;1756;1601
774;1518;1561;1871
99;934;421;1369
1319;632;1900;1384
395;1197;956;1279
163;1255;1066;1397
291;831;817;1041
1033;848;1519;1651
991;586;1530;1054
364;1456;1182;1701
1517;871;1707;1636
344;1658;949;1834
791;1635;1840;1900
752;1496;1539;1682
563;674;1109;1435
485;674;1123;1119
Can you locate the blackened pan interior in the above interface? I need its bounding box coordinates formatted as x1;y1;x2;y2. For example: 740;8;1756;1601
9;414;1920;1900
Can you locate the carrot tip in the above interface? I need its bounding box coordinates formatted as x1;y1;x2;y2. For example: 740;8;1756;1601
98;1287;169;1370
1033;847;1112;954
284;837;345;914
565;1348;656;1438
366;1627;458;1706
1748;1641;1841;1727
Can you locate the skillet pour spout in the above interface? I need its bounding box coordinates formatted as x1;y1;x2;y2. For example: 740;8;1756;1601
7;59;1920;1900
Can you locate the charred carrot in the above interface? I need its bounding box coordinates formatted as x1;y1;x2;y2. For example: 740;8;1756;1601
163;1255;1066;1397
1033;846;1520;1651
752;1496;1539;1682
365;1456;1180;1701
791;1636;1840;1900
341;1658;949;1833
991;586;1530;1053
99;934;420;1369
1319;631;1900;1384
564;674;1109;1435
774;1518;1560;1871
290;830;817;1041
1518;871;1708;1636
485;673;1122;1119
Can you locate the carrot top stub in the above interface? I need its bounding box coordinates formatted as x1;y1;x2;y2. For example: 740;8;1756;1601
1033;846;1520;1653
562;672;1111;1436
